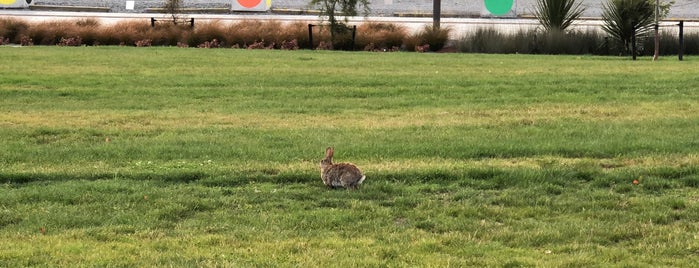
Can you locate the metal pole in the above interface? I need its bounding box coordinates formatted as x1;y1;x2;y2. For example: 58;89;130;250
433;0;441;29
351;25;356;51
679;21;684;61
632;29;637;61
308;24;314;50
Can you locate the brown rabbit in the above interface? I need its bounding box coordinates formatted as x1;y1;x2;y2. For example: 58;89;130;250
320;147;365;189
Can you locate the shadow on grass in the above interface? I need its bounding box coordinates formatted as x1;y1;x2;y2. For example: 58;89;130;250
2;166;697;192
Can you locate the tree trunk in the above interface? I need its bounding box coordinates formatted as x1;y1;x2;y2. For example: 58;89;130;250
653;0;659;61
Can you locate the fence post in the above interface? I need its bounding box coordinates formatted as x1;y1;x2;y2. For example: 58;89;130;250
351;25;356;51
308;24;314;50
189;18;194;28
632;32;637;60
151;17;156;28
678;21;684;61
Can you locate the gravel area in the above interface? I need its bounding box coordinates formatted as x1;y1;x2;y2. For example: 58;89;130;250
25;0;699;18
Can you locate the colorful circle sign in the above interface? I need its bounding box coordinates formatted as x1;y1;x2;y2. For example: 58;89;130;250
484;0;514;16
237;0;262;9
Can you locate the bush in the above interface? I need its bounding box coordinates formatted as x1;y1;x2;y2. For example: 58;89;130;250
227;20;283;48
280;39;299;50
1;16;696;56
458;27;647;55
601;0;655;57
355;22;408;51
279;21;311;49
640;30;699;56
94;20;150;46
57;36;83;47
0;18;30;43
197;39;221;48
189;20;227;47
537;29;603;54
458;28;535;54
413;25;451;52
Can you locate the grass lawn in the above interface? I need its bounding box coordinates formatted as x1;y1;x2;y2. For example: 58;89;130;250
1;47;698;266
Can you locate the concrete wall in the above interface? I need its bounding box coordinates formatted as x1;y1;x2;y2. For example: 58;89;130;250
27;0;699;19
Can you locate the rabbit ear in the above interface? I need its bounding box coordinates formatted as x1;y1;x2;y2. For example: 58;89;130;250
325;147;334;158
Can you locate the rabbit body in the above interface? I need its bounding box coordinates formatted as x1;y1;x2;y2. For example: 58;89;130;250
320;147;365;189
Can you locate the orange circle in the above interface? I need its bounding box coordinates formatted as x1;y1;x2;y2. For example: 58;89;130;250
238;0;262;8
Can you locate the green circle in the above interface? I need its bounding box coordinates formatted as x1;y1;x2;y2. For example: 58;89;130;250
484;0;514;16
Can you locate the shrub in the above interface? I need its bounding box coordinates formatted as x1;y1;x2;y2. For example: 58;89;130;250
148;23;191;46
20;35;33;46
255;20;286;47
363;42;400;52
640;30;699;56
197;39;221;48
0;18;30;43
458;28;609;55
601;0;656;57
415;44;430;52
413;25;451;52
26;21;73;45
227;20;286;48
684;33;699;55
356;22;408;51
281;21;312;49
280;39;299;50
247;40;274;49
306;24;334;50
316;40;333;50
75;18;100;27
189;20;227;47
3;16;697;56
57;36;83;47
534;0;586;32
537;29;603;54
94;20;151;46
135;39;152;47
459;28;534;54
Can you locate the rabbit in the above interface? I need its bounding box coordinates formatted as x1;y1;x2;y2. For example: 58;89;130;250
319;147;366;189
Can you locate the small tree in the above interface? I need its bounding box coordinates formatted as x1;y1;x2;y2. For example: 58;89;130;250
601;0;671;59
164;0;184;23
534;0;586;32
309;0;370;44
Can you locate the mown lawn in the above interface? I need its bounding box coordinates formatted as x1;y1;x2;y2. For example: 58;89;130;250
1;47;698;266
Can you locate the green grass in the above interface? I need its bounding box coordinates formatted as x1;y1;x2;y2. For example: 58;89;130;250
1;47;698;266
